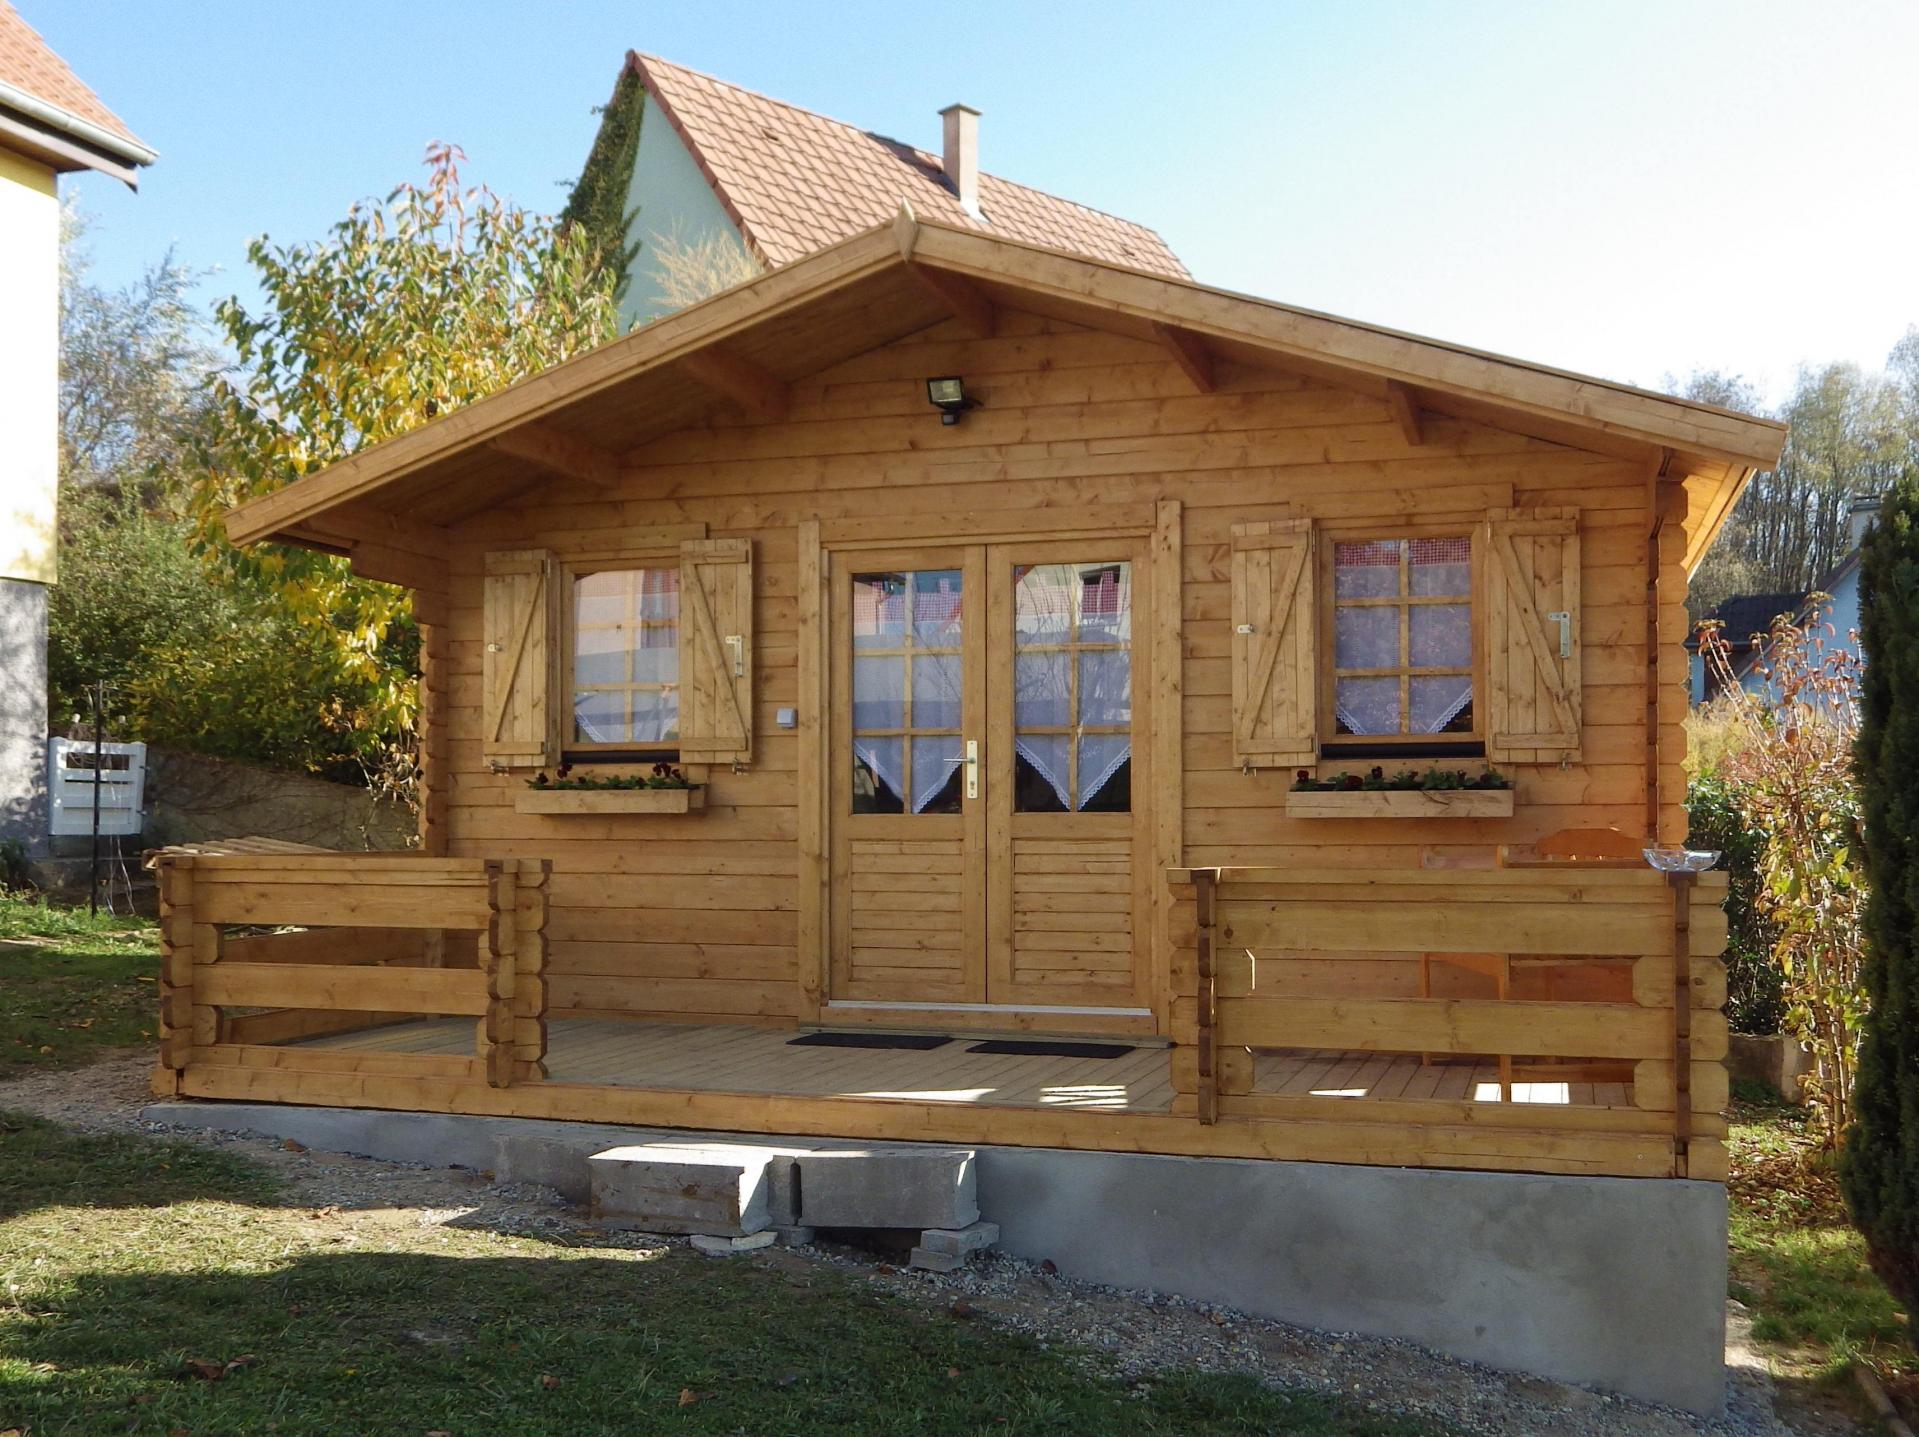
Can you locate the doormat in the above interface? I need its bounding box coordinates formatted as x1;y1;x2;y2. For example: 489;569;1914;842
787;1032;952;1050
966;1040;1134;1060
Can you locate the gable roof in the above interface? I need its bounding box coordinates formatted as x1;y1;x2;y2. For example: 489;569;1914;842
630;53;1186;279
0;2;153;184
224;213;1788;574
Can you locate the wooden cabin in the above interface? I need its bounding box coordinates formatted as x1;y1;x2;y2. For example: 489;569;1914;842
154;213;1785;1187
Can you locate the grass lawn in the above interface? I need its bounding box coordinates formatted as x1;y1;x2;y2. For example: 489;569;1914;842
0;893;158;1074
1728;1084;1913;1413
0;1114;1455;1437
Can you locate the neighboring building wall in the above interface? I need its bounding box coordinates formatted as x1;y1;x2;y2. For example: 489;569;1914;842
618;94;755;328
0;145;60;854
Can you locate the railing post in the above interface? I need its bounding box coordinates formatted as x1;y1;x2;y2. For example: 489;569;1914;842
1669;869;1696;1178
154;855;194;1092
1196;867;1219;1126
484;860;518;1088
513;859;551;1081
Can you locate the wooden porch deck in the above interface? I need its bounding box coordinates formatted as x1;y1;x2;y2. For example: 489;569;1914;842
303;1019;1619;1113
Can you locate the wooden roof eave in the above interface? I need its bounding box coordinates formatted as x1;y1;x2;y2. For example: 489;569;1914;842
225;215;1787;555
904;226;1787;474
223;225;905;547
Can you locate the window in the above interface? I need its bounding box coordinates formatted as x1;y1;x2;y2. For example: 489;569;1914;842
1012;561;1132;812
850;569;965;814
570;567;680;748
1329;536;1473;740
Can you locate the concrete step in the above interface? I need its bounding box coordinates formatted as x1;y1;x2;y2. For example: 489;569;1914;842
588;1144;783;1236
797;1147;978;1230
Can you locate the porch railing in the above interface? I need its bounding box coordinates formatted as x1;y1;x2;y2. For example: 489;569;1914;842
152;854;550;1092
1166;865;1730;1179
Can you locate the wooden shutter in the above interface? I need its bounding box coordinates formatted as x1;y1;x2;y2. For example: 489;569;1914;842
483;549;561;768
1231;519;1317;768
679;538;754;764
1485;507;1582;764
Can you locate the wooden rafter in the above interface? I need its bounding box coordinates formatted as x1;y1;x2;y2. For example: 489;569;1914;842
1384;381;1425;446
487;421;619;489
681;346;790;422
908;261;994;339
1152;322;1216;394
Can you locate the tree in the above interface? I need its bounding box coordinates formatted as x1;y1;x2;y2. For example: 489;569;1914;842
58;205;216;504
186;143;619;780
1840;475;1919;1331
644;222;762;312
560;63;646;304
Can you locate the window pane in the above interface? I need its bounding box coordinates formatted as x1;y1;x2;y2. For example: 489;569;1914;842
1014;738;1070;813
631;689;680;743
1410;537;1471;597
1013;565;1076;644
914;735;965;815
852;573;908;649
911;570;963;643
1078;564;1131;642
1334;541;1401;598
1335;676;1402;735
1410;604;1471;668
574;633;628;686
1079;649;1131;726
1335;606;1398;669
1411;677;1474;734
576;570;628;625
912;652;964;729
1014;649;1071;727
853;739;905;813
573;690;626;744
852;655;905;730
1080;735;1131;812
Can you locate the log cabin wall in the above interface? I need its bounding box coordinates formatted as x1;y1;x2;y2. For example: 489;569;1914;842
438;310;1685;1032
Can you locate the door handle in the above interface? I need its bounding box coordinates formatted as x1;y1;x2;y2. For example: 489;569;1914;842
964;739;979;800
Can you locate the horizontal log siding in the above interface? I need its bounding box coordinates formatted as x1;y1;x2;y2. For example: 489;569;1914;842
441;311;1672;1030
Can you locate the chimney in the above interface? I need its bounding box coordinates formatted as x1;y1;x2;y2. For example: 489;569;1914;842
1848;493;1882;552
940;103;981;218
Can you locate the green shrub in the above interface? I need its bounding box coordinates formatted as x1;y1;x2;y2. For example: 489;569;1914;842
1688;771;1782;1034
1841;475;1919;1338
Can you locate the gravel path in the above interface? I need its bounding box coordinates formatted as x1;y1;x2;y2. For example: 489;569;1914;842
0;1051;1836;1437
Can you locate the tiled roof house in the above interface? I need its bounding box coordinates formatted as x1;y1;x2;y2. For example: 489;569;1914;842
588;52;1185;324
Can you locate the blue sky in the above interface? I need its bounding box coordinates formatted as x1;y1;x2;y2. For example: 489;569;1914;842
34;0;1919;408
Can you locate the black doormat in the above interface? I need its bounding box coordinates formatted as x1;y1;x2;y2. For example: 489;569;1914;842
966;1040;1134;1060
787;1032;952;1050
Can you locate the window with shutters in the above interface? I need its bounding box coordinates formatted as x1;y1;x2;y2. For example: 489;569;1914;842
1324;534;1477;747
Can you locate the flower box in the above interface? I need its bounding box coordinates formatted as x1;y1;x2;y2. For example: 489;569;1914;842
1284;788;1514;820
515;786;706;816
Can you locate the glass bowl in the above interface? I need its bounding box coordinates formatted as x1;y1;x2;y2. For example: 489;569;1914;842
1643;846;1721;873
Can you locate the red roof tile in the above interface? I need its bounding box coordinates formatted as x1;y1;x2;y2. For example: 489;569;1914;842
633;54;1185;280
0;1;148;155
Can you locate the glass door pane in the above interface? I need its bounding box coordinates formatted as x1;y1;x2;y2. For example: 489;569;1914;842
849;569;965;814
1010;561;1132;813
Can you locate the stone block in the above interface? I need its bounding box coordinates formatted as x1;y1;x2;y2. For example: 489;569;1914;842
691;1231;776;1256
908;1247;967;1273
774;1226;815;1247
588;1145;775;1236
797;1148;978;1230
919;1220;999;1257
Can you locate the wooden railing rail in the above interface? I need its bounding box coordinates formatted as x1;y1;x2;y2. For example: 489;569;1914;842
152;854;549;1095
1166;865;1731;1180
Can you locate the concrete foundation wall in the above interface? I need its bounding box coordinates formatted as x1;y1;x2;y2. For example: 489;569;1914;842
141;1101;1728;1414
0;577;49;855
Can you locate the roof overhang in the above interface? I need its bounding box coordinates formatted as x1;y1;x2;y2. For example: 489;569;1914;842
226;212;1786;577
0;78;155;186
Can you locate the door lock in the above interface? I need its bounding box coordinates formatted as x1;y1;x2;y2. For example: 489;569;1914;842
964;739;979;800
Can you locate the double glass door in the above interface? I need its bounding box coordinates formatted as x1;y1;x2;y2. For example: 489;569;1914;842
828;538;1149;1013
